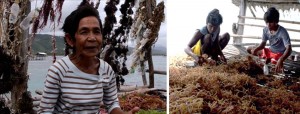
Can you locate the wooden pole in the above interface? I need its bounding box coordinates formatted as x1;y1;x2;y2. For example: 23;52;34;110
140;60;147;86
234;0;247;44
231;34;300;42
145;0;156;88
147;47;154;88
146;69;167;75
247;1;300;4
11;0;34;113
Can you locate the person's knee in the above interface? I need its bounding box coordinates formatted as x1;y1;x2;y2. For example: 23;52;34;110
224;32;230;41
247;46;255;54
203;34;212;43
219;33;230;50
202;34;212;54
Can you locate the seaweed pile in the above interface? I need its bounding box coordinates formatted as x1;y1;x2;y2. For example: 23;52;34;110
169;55;300;113
119;92;166;111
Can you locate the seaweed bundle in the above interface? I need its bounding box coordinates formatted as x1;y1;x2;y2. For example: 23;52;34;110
169;55;300;113
119;92;166;111
0;47;13;94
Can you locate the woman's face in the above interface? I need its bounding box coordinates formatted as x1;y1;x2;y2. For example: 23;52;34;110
207;23;219;34
73;16;102;57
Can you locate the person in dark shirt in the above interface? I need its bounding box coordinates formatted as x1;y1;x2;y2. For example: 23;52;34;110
184;9;230;65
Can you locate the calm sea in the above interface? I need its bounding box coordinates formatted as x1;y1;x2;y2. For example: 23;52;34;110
27;56;167;95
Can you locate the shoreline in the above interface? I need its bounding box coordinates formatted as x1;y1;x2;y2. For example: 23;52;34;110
27;55;167;96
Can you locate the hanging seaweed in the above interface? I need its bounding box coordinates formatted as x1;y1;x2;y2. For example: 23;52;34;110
101;0;137;90
17;91;34;114
0;0;35;113
94;0;101;9
113;0;136;76
39;0;53;28
30;0;65;63
130;0;164;70
103;0;118;41
51;35;56;63
55;0;65;23
31;0;64;35
0;98;10;114
30;0;64;62
0;47;13;94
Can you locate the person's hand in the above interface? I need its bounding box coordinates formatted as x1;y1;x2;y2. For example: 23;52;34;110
126;107;140;114
220;55;227;64
275;59;284;73
33;89;43;111
192;54;200;63
251;49;257;56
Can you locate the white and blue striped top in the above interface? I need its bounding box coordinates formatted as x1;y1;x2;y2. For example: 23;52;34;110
38;56;120;114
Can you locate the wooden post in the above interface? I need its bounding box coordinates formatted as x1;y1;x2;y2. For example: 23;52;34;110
140;60;147;86
145;0;156;88
233;0;247;44
11;0;33;113
147;47;154;88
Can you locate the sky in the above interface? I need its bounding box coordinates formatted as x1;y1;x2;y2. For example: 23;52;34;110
30;0;167;47
167;0;300;56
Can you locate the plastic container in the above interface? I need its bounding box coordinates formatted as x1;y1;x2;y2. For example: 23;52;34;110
9;3;20;24
20;9;39;30
263;63;269;75
20;17;30;30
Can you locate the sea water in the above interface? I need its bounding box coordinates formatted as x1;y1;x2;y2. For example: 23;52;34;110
27;56;167;95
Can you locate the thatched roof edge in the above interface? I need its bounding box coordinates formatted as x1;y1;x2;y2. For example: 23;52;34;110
232;0;300;11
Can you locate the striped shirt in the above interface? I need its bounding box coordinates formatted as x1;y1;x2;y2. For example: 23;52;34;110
38;56;120;114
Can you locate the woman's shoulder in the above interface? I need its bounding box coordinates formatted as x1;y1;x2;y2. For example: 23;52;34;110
49;56;70;72
98;59;113;70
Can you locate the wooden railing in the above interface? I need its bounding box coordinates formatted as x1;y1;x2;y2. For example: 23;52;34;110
232;16;300;47
238;16;300;25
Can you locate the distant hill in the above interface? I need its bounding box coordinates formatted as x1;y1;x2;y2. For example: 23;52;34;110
31;34;166;56
31;34;65;55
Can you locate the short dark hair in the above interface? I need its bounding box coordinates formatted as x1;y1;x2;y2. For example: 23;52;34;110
264;7;279;23
62;4;102;55
206;9;223;26
62;4;103;41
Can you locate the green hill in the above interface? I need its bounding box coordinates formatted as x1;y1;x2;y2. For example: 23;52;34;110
31;34;65;55
31;34;166;56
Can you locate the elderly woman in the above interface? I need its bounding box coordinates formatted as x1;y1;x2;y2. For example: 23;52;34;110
38;3;139;114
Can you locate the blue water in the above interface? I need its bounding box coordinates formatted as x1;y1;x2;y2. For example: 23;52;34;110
27;56;167;95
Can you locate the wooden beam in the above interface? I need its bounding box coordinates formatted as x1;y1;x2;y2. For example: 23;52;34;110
231;34;300;42
146;69;166;75
235;23;300;33
231;34;261;39
248;0;300;4
238;16;300;25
